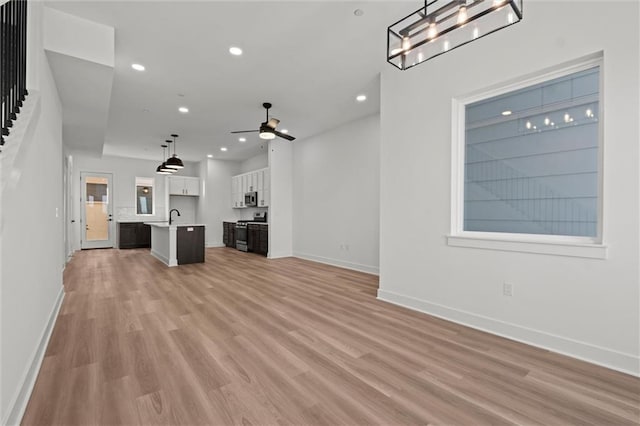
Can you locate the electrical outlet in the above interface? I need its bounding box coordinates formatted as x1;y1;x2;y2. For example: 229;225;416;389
503;282;514;297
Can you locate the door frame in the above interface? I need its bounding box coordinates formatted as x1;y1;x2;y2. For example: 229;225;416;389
80;171;115;249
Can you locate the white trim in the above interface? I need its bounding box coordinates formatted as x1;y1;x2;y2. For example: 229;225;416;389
206;241;225;248
450;52;605;254
134;176;155;216
80;171;115;249
294;251;380;275
3;287;65;426
447;234;607;259
377;289;639;377
268;251;293;259
150;249;177;267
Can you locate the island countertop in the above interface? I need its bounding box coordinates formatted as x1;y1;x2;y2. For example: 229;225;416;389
145;222;206;228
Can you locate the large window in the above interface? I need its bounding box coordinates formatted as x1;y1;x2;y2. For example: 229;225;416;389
450;56;605;257
136;177;154;215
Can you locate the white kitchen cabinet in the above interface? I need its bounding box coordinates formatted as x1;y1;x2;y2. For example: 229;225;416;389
258;188;270;207
246;173;256;192
231;168;269;208
168;176;200;196
231;176;243;208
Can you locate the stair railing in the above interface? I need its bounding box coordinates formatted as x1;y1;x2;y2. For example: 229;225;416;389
1;0;28;149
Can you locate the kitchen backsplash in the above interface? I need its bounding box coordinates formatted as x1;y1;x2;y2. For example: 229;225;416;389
117;207;164;222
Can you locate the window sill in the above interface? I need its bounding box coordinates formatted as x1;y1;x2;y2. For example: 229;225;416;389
446;234;607;259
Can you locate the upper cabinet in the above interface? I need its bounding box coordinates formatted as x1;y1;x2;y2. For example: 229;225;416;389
168;176;200;196
232;168;269;208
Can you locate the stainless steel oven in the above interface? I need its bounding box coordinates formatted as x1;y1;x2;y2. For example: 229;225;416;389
235;222;248;252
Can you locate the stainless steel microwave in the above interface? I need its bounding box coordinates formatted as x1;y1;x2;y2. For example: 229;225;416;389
244;191;258;207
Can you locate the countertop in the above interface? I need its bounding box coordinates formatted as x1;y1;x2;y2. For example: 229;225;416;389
117;220;167;224
224;221;268;225
145;222;206;228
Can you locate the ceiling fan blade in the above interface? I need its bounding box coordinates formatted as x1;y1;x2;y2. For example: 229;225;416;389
274;130;295;141
266;118;280;129
230;130;259;134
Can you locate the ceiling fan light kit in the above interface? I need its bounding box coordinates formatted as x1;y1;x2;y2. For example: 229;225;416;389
231;102;296;142
259;128;276;140
387;0;523;70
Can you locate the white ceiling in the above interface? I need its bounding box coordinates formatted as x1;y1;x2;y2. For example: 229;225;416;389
46;1;412;162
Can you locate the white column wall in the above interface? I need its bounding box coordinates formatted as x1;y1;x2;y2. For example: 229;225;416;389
292;114;380;274
268;139;293;258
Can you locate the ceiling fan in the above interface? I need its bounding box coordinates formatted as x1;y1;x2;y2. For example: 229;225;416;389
231;102;296;141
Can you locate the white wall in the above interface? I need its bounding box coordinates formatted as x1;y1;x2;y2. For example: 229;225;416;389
293;114;380;274
268;139;293;258
69;153;198;251
240;152;268;173
168;196;197;224
379;1;639;375
200;159;241;247
1;2;65;423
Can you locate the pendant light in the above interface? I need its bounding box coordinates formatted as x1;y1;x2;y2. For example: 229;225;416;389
156;144;174;174
166;133;184;169
163;140;177;173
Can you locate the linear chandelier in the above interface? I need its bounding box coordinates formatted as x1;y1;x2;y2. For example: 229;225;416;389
387;0;523;70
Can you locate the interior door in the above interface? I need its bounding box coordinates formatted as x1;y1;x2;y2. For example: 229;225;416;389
81;172;114;249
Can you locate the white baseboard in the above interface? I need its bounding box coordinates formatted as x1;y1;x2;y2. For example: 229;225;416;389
3;286;65;426
206;241;225;248
268;251;293;259
294;251;379;275
377;289;639;377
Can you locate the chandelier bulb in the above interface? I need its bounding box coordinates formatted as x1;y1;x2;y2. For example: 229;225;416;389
457;5;468;25
401;36;411;52
427;21;438;40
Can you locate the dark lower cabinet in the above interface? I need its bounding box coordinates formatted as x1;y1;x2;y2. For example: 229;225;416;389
177;226;205;265
248;224;268;256
258;225;268;256
117;222;151;249
222;222;236;248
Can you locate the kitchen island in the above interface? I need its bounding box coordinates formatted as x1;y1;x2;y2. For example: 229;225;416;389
146;222;205;266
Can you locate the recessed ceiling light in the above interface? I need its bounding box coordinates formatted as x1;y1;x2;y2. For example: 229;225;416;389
238;137;246;142
280;129;289;134
502;110;512;116
131;63;145;71
356;94;367;102
229;46;243;56
207;154;213;158
220;147;228;152
354;9;364;16
178;107;189;113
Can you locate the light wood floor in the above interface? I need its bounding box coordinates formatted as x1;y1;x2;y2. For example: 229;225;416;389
23;248;640;425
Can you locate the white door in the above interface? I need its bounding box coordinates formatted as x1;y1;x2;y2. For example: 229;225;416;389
81;172;114;249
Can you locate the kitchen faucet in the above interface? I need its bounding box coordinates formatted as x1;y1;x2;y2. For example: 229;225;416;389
169;209;181;225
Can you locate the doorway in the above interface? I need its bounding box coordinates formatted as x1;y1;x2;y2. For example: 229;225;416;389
80;172;114;249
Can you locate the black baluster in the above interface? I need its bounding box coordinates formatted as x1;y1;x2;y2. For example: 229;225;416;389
21;0;27;99
1;2;6;142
